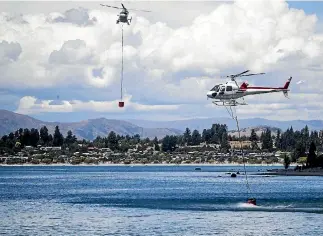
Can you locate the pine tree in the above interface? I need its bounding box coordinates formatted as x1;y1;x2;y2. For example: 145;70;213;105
53;126;64;147
162;135;177;152
275;129;281;150
191;130;201;146
22;128;31;146
262;128;273;151
65;130;77;145
307;141;317;167
220;131;230;153
301;125;310;151
30;128;40;147
107;131;119;151
48;134;53;145
202;129;207;142
292;141;306;162
249;129;258;150
40;126;49;145
183;128;192;146
153;137;160;151
283;154;291;169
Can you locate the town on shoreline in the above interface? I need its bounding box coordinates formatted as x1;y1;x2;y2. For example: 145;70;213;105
1;123;323;176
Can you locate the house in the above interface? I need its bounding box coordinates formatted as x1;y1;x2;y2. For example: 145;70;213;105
229;141;252;149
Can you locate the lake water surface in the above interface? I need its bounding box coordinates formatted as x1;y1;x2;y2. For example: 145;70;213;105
1;165;323;235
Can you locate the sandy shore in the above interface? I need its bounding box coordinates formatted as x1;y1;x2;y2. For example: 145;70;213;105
0;163;290;167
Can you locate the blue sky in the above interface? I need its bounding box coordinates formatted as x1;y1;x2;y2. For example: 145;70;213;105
1;0;323;122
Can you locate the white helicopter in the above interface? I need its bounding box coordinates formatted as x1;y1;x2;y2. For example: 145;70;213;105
100;3;151;25
207;70;292;106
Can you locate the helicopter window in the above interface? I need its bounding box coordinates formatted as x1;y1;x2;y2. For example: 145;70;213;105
211;85;219;91
220;86;225;92
226;86;232;91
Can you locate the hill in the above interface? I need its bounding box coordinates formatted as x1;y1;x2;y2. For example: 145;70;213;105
127;117;323;133
0;110;182;140
1;109;322;141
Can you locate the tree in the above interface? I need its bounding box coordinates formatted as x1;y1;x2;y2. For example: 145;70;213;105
307;141;317;167
107;131;118;151
144;137;150;144
30;128;40;147
176;135;185;146
275;129;281;150
21;128;31;146
133;134;140;144
283;154;291;170
153;137;160;151
183;128;192;146
118;139;130;152
191;130;201;146
301;125;310;151
53;126;64;147
65;130;77;145
162;135;177;152
262;128;273;151
48;134;53;145
292;141;306;162
220;131;230;153
249;129;258;150
40;126;49;145
202;129;212;144
317;154;323;168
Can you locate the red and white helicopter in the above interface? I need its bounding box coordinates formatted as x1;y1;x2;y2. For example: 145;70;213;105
207;70;292;106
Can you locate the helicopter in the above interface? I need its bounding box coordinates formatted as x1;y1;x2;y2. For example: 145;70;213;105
100;3;151;25
207;70;292;106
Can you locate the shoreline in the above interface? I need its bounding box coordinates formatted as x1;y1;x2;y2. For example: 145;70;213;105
0;163;291;167
257;171;323;176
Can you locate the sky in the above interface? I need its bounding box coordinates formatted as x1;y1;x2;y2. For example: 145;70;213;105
1;0;323;122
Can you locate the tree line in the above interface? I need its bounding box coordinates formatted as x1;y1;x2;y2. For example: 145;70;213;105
1;123;323;167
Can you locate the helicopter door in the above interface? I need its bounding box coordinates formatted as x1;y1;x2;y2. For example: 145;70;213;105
225;85;234;97
219;85;225;95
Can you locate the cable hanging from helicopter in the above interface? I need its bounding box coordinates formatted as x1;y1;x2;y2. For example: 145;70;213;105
100;3;151;108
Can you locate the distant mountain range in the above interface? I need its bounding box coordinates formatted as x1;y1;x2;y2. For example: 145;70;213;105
1;109;322;141
0;110;182;140
127;117;323;133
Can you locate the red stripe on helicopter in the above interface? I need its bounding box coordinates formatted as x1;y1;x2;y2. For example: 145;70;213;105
245;86;285;89
239;77;292;90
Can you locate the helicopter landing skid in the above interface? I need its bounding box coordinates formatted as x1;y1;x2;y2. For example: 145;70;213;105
212;100;248;106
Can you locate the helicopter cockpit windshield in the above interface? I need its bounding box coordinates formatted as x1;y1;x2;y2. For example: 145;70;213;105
211;85;220;92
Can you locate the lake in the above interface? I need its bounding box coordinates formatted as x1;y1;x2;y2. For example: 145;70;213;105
1;165;323;235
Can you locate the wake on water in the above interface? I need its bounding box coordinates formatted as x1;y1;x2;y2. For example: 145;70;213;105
237;203;258;208
235;202;323;214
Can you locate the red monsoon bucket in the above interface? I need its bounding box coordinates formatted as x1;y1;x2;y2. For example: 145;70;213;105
118;101;124;108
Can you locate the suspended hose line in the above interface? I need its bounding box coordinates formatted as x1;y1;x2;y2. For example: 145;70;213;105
121;25;124;101
224;99;251;197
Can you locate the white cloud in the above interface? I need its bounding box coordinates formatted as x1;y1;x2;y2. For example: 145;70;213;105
0;40;22;65
48;39;96;65
1;0;323;121
15;95;180;115
48;7;97;26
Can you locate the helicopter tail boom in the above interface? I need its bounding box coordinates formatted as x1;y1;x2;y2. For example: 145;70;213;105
283;77;292;89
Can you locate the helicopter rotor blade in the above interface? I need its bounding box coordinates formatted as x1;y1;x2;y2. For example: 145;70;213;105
231;70;250;78
100;4;123;9
125;7;151;12
121;3;126;9
221;70;265;80
241;73;266;77
224;70;250;79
